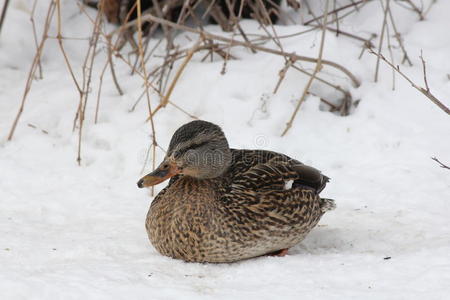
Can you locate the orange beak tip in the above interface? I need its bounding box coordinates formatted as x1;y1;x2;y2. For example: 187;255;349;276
137;163;181;189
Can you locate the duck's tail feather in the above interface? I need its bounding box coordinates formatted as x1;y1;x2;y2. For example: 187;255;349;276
320;198;336;212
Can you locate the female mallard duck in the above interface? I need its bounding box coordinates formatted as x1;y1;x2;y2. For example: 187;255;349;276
137;120;335;263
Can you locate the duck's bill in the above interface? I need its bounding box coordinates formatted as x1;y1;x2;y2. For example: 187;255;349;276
137;163;180;188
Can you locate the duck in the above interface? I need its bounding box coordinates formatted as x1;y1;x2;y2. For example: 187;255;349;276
137;120;335;263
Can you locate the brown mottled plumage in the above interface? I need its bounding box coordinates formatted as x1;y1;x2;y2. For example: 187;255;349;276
137;120;335;263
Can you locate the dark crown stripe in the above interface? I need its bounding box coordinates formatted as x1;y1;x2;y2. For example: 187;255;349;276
173;141;210;158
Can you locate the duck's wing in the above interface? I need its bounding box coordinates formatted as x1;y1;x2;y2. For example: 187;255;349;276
227;149;329;194
220;149;332;227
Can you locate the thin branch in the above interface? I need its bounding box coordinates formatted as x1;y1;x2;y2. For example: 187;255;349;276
266;2;371;45
304;0;371;25
146;40;201;121
273;58;294;94
94;59;109;124
368;48;450;115
7;1;55;141
0;0;10;36
162;40;200;106
431;157;450;170
136;0;158;196
387;4;412;66
402;0;424;20
281;0;330;137
30;0;43;79
106;35;124;95
77;3;159;93
290;64;352;99
384;5;395;91
333;0;340;36
423;0;437;18
221;0;244;74
374;0;390;82
419;50;430;92
111;13;361;87
78;5;102;164
56;0;82;94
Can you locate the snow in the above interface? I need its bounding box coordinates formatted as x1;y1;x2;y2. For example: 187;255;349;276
1;0;449;299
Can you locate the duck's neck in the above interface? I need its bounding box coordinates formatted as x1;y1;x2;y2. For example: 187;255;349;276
197;148;232;179
169;175;222;204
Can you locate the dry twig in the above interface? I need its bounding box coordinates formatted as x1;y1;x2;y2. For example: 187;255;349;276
387;4;412;66
146;39;201;121
76;4;103;164
30;0;43;79
0;0;9;36
431;157;450;170
7;1;55;141
374;0;390;82
136;0;159;196
419;50;430;92
273;58;294;94
368;48;450;115
281;0;330;136
401;0;424;20
304;0;372;25
112;13;361;87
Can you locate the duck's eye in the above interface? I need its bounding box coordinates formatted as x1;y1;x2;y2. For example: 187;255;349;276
161;163;169;170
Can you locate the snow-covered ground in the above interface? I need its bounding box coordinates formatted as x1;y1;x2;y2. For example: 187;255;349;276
1;0;449;299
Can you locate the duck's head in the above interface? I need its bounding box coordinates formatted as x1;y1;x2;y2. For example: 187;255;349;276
137;120;232;188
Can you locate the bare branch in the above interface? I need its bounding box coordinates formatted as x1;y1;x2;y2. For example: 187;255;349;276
7;1;55;141
431;157;450;170
0;0;10;36
111;13;361;87
281;0;330;136
419;50;430;92
368;48;450;115
30;0;43;79
136;0;159;196
147;39;201;120
374;0;390;82
387;4;412;66
304;0;372;25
